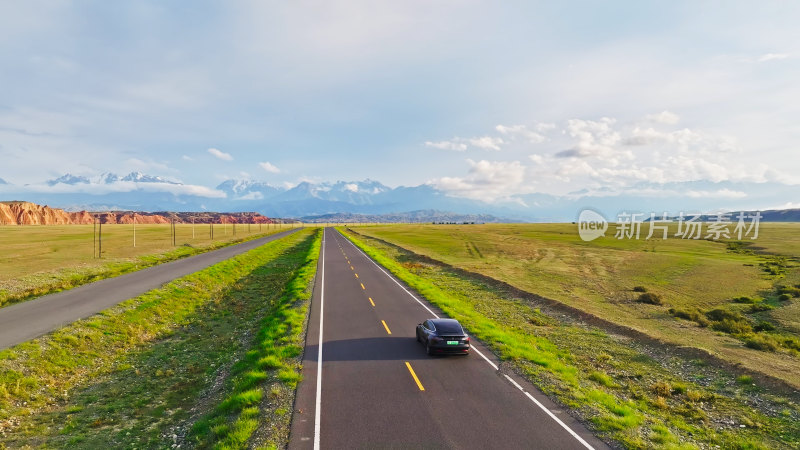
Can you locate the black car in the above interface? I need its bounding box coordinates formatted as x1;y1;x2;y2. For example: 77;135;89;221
416;318;470;355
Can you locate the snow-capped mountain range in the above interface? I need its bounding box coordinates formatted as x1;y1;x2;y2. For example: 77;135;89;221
0;173;504;218
2;172;800;221
45;172;180;186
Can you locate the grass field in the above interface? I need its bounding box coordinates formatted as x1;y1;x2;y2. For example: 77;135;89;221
0;227;320;448
352;223;800;388
0;222;297;307
341;227;800;449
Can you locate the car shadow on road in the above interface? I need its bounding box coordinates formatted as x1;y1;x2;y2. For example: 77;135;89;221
302;336;471;362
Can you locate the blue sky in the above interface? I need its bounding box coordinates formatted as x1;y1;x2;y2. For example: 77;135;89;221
1;1;799;209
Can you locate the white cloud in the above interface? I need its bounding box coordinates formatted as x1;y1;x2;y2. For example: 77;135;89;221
645;111;680;125
125;158;172;173
555;118;628;163
467;136;504;151
495;124;546;143
431;159;527;203
767;202;800;210
624;127;669;146
425;140;467;151
493;125;521;134
3;180;226;198
237;191;264;200
758;53;789;62
259;161;281;173
425;136;504;151
344;183;359;192
208;148;233;161
685;188;747;199
517;113;800;197
424;114;796;199
182;155;194;161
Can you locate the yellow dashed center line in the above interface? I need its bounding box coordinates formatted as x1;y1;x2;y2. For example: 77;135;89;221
381;320;392;335
350;266;354;270
368;297;375;306
405;362;425;391
360;283;365;290
355;273;359;279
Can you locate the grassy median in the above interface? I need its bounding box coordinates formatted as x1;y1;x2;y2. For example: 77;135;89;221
0;228;320;449
340;227;799;449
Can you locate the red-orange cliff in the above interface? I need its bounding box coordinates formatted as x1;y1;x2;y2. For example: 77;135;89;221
0;201;275;225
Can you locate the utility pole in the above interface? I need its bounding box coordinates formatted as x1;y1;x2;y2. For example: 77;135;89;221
172;218;176;246
98;218;103;258
93;216;96;258
192;217;195;239
133;213;136;248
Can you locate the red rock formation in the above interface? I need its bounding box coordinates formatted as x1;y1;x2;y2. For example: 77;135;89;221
0;202;76;225
68;210;96;225
0;201;275;225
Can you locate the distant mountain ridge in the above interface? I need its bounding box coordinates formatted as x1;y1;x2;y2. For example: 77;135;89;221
46;172;180;186
301;210;512;223
218;179;391;205
657;209;800;223
5;172;800;221
762;209;800;222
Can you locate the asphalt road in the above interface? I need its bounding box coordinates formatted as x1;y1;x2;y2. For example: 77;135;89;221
289;228;609;450
0;228;300;350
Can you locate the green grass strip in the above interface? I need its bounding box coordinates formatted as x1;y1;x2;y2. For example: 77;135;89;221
0;229;314;447
189;229;321;449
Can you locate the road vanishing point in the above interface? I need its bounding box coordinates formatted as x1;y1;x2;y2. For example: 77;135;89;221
1;226;609;448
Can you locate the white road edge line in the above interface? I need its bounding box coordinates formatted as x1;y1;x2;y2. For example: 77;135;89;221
503;375;594;450
313;229;326;450
337;229;595;450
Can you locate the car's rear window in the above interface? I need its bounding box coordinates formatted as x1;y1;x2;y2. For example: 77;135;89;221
434;321;463;333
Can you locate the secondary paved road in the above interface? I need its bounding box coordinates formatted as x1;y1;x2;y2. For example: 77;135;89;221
290;228;609;449
0;228;300;350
